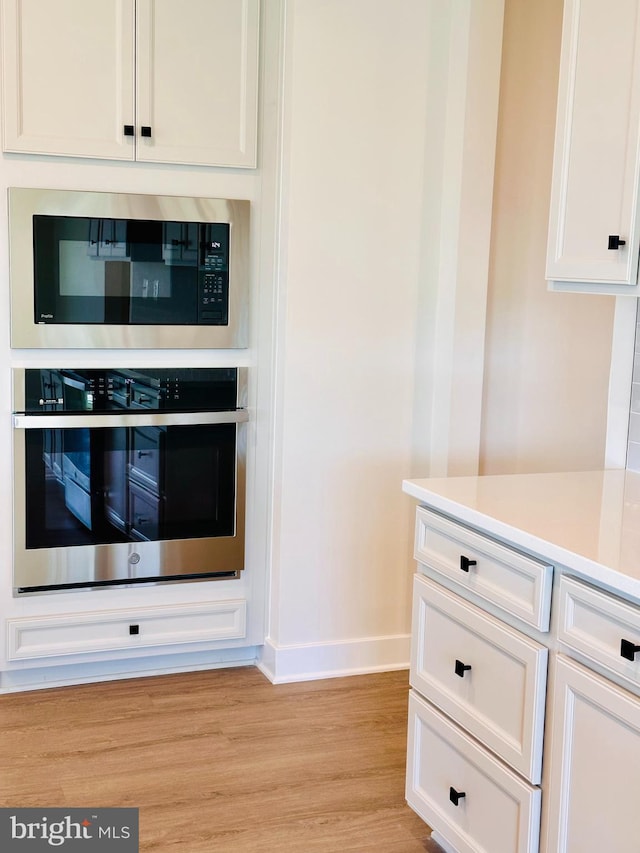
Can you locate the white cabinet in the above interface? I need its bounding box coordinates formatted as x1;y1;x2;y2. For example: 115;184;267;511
407;691;542;853
1;0;260;168
557;574;640;690
544;656;640;853
411;575;547;783
406;501;640;853
407;510;551;852
414;507;553;631
546;0;640;294
6;599;247;660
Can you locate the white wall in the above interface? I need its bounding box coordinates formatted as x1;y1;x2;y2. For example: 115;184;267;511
480;0;616;474
264;0;428;673
260;0;505;681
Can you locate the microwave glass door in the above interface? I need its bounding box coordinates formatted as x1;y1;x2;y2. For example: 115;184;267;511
24;422;237;550
32;215;230;326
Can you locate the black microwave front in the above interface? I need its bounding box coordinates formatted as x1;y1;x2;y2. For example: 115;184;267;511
8;188;250;349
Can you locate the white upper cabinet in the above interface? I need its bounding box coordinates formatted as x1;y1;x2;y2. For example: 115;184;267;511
546;0;640;294
1;0;259;168
1;0;136;160
135;0;259;167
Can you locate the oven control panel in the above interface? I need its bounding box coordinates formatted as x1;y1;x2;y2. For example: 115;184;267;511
20;368;240;414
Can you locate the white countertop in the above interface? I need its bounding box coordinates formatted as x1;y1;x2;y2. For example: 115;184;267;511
403;470;640;603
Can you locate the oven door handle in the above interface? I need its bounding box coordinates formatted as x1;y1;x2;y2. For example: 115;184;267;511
13;410;249;429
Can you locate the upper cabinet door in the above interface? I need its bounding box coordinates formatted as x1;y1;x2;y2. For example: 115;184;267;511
135;0;259;168
546;0;640;292
1;0;136;160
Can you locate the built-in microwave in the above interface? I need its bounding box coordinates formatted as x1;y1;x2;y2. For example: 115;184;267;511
8;188;250;349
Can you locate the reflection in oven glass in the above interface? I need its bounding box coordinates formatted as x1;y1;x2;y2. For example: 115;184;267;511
25;424;236;550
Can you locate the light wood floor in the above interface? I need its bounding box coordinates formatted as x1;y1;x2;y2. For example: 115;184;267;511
0;666;440;852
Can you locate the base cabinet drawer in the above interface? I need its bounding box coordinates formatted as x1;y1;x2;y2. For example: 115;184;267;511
411;574;547;783
407;690;541;853
414;507;553;631
7;599;247;660
557;575;640;689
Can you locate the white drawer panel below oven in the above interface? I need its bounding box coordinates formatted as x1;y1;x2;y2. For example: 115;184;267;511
411;574;547;783
7;599;246;660
407;690;541;853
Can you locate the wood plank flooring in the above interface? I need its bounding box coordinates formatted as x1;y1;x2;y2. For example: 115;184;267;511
0;666;439;852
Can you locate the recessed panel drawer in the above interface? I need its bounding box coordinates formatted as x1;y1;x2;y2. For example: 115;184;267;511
415;507;553;631
406;690;541;853
6;599;246;660
411;574;547;783
558;575;640;689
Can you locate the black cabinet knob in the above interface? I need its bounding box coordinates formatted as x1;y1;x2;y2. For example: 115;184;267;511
460;555;477;573
449;787;466;806
455;659;472;678
608;235;626;250
141;126;152;138
129;624;140;635
123;124;134;136
620;639;640;661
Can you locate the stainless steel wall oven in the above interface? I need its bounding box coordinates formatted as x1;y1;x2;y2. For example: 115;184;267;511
8;188;250;349
12;368;247;594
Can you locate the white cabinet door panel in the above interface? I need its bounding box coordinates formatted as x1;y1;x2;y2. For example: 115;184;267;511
1;0;135;159
545;656;640;853
546;0;640;288
136;0;259;167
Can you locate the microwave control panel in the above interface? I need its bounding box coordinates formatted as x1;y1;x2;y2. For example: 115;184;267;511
198;224;230;325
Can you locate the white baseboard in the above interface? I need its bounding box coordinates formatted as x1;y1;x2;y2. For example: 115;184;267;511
256;634;410;683
0;646;258;694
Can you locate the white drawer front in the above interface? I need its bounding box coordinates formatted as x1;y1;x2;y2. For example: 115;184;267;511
558;575;640;689
7;600;246;660
415;507;553;631
411;575;547;783
407;690;541;853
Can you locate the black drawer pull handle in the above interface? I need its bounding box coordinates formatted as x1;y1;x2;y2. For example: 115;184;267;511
137;450;151;458
620;639;640;661
608;235;626;250
455;659;472;678
141;126;152;138
460;555;477;572
123;124;134;136
129;624;140;635
449;787;466;806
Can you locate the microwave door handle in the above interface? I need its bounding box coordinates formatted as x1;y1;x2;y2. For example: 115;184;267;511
13;410;249;430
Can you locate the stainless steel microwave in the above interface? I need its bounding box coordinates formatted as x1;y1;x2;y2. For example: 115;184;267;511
8;188;250;349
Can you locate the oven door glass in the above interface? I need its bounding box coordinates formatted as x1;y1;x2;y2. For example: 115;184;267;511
24;423;237;550
32;215;230;326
